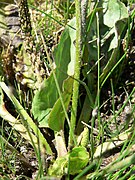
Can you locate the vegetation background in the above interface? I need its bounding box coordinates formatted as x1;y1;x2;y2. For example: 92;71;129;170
0;0;135;179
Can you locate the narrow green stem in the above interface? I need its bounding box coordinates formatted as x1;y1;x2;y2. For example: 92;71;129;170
68;0;81;148
96;12;100;113
41;32;76;146
96;9;102;140
0;82;53;155
91;8;101;160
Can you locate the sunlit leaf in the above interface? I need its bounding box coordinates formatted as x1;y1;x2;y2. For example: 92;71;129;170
103;0;128;28
32;18;76;125
103;0;128;50
38;108;52;128
68;146;89;175
48;77;73;131
48;146;89;176
48;156;68;177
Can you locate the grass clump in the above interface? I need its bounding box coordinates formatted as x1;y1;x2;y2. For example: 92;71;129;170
0;0;135;179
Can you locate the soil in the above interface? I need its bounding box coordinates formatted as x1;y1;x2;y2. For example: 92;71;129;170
0;2;135;179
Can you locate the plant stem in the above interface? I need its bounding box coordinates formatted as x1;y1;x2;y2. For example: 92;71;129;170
81;0;88;43
68;0;81;148
0;82;53;155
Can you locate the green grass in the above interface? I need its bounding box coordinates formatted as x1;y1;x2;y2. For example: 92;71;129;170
0;0;135;179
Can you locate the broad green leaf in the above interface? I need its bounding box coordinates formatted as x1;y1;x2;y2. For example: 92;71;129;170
48;77;73;131
48;146;89;176
32;19;76;123
48;156;68;177
98;0;129;85
67;17;76;76
100;18;128;85
77;1;129;132
84;0;128;87
103;0;128;50
38;108;52;128
68;146;89;175
109;18;128;50
103;0;128;28
32;73;59;122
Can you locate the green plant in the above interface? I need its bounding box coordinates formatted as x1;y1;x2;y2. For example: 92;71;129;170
0;0;135;179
